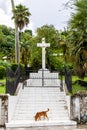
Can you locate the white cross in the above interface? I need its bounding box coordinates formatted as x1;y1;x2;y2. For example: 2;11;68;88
37;38;50;70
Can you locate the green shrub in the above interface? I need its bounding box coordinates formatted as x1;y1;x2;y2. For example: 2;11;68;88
11;63;18;72
0;60;10;68
0;66;6;79
72;83;87;95
11;63;24;74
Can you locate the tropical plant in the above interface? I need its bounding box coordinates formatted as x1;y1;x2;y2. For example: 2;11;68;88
20;30;33;65
68;0;87;78
11;0;31;63
12;4;31;31
59;29;70;64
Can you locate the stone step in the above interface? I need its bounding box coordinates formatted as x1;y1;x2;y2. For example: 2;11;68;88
21;91;64;94
16;102;67;105
6;120;76;128
17;103;66;106
22;90;63;92
14;112;69;117
13;115;69;119
18;97;66;104
13;117;70;121
13;112;69;118
19;96;66;99
14;110;68;114
15;106;67;110
14;108;68;113
21;92;64;94
20;93;65;96
15;108;68;112
22;86;61;90
19;94;66;98
19;91;65;94
13;111;69;116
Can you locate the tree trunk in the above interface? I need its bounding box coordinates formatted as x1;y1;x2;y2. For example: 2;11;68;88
11;0;20;63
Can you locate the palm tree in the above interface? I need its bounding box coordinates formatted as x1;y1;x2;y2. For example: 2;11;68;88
12;4;31;31
68;0;87;78
11;0;31;63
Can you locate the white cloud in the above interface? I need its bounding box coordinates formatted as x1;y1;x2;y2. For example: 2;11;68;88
0;8;14;28
0;4;34;33
0;0;72;32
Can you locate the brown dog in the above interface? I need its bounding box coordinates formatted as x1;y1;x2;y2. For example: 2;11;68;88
35;108;49;121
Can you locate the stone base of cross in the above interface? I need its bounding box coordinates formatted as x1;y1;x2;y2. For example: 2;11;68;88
37;38;50;70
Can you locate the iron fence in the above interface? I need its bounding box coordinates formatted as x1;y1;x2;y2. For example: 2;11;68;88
6;65;20;95
6;65;64;94
65;67;72;93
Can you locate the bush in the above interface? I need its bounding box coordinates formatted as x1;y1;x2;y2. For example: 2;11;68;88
0;66;6;79
11;63;19;72
72;83;87;95
11;63;24;74
0;60;10;68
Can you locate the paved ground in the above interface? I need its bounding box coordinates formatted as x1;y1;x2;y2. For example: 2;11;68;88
0;125;87;130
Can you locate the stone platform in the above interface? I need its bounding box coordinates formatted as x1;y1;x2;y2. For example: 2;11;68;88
27;69;60;86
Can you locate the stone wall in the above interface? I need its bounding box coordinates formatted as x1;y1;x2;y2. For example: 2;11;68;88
70;92;87;124
0;94;8;126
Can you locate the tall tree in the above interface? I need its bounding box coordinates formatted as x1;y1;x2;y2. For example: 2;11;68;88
11;0;19;63
12;4;31;31
68;0;87;78
20;30;32;65
32;25;61;70
11;0;31;63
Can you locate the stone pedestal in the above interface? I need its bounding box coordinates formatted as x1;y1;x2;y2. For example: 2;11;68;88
28;69;60;86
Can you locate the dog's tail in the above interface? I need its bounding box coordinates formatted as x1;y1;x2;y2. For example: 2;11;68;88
46;108;49;112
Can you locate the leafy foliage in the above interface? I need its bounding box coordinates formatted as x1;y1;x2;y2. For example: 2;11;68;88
11;1;31;63
12;4;31;31
0;66;6;79
68;0;87;78
0;60;10;68
72;83;87;95
33;25;64;71
0;25;15;61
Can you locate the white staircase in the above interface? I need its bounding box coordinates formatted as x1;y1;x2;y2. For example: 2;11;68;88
6;70;76;127
6;86;76;127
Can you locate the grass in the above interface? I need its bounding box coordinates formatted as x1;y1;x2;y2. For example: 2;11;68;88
0;85;5;94
0;78;6;94
72;76;87;95
72;76;87;82
72;83;87;95
60;75;87;95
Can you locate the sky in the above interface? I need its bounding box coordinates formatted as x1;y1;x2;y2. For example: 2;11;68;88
0;0;73;34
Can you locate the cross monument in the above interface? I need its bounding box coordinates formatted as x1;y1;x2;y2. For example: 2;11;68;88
37;38;50;70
